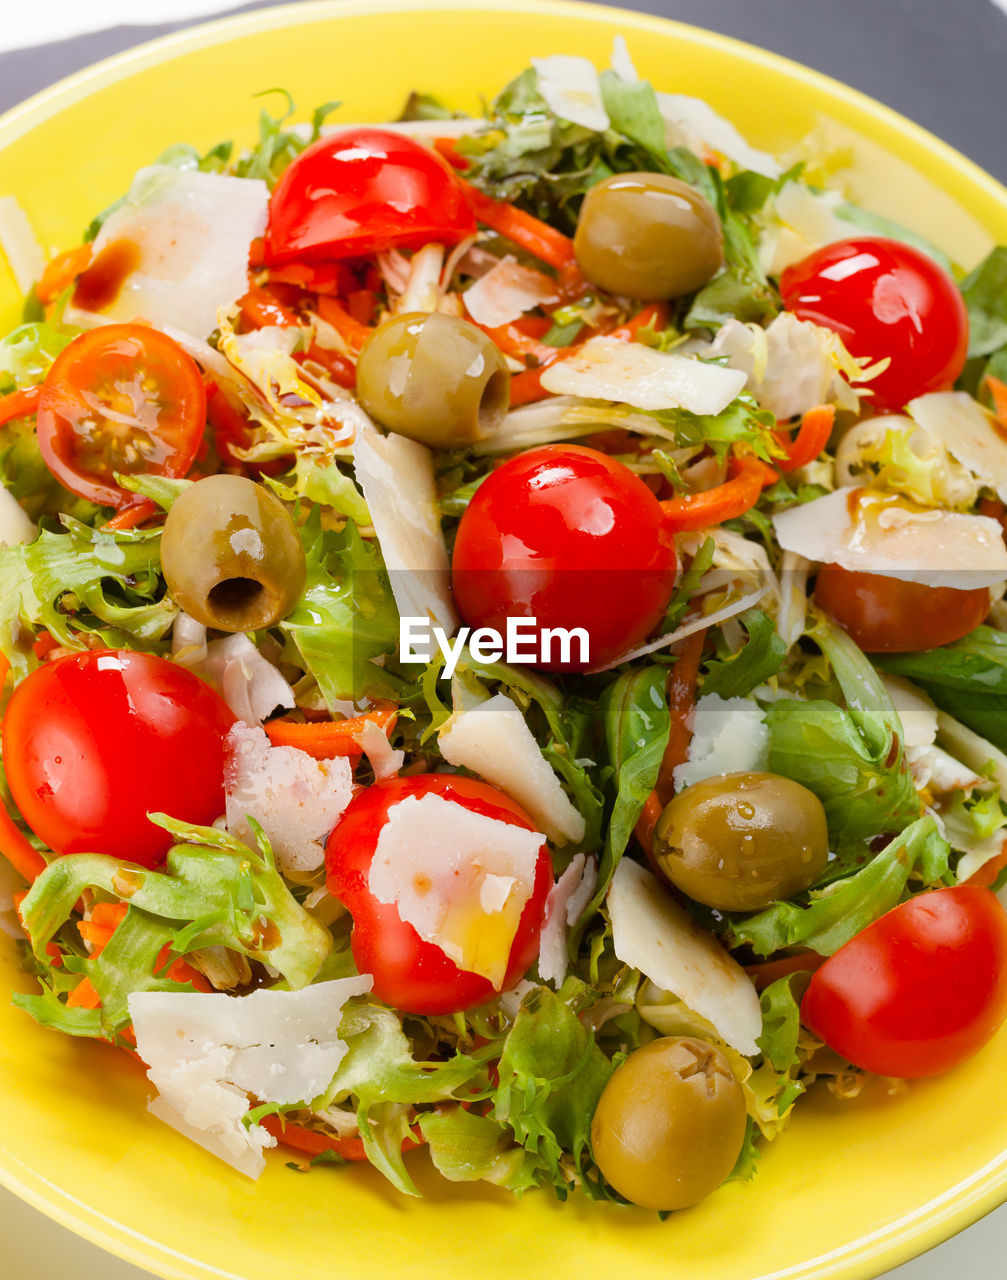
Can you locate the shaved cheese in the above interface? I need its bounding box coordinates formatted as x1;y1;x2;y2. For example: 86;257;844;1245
79;166;268;339
225;724;353;875
656;94;781;178
908;391;1007;503
907;745;984;794
936;712;1007;793
532;55;609;132
367;792;543;988
0;485;35;550
537;854;597;988
171;611;208;667
540;337;746;415
610;35;639;83
673;694;770;791
760;183;858;276
129;978;371;1178
880;675;938;750
773;487;1007;589
777;550;811;648
202;633;295;725
393;242;445;316
353;421;458;633
608;859;761;1055
352;717;404;781
0;196;46;295
439;693;585;844
462;255;557;328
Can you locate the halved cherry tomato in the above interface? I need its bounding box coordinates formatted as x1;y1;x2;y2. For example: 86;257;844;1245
2;650;235;869
451;445;677;672
326;774;552;1015
814;563;989;653
264;128;476;264
780;237;968;413
36;324;206;510
801;886;1007;1078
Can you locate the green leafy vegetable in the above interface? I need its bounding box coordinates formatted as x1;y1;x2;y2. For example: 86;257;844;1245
419;1106;541;1192
235;90;340;187
702;609;786;699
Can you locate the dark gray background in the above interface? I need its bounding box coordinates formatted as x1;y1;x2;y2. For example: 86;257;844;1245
0;0;1006;182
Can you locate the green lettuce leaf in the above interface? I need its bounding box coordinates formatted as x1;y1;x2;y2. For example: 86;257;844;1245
0;320;78;391
419;1106;541;1193
702;609;786;699
960;246;1007;359
234;90;341;188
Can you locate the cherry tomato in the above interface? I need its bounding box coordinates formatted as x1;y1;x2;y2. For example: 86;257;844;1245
2;650;235;869
326;774;552;1015
780;237;968;413
814;564;989;653
801;886;1007;1078
264;128;476;264
451;445;677;672
36;324;206;511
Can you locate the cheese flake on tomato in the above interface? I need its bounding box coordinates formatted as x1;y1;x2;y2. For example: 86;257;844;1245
367;792;544;989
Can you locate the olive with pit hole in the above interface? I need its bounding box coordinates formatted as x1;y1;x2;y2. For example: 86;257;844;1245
573;172;724;300
355;311;510;448
160;474;306;632
591;1036;747;1210
654;771;829;912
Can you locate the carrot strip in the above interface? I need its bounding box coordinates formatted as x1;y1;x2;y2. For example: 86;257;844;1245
265;706;397;760
609;301;671;341
967;839;1007;890
36;245;93;305
346;289;378;327
260;1114;424;1164
67;977;102;1009
101;500;158;532
433;137;469;171
462;181;576;271
316;296;374;354
655;627;708;806
661;455;777;532
238;284;300;330
985;374;1007;426
266;260;357;297
776;404;836;473
0;384;41;427
476;319;558;364
633;791;665;874
301;343;357;389
744;952;824;991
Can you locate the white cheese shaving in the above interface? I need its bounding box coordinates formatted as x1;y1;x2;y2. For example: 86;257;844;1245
171;610;208;667
656;94;781;179
759;182;857;276
880;675;938;750
907;391;1007;504
936;712;1007;793
540;337;746;415
772;487;1007;589
777;549;812;649
352;717;404;781
438;692;585;844
907;745;985;795
393;242;445;316
224;723;353;875
537;854;597;988
462;255;557;328
129;978;372;1178
609;35;639;83
367;792;543;989
0;485;35;550
202;633;296;725
607;859;762;1055
673;694;770;792
0;196;46;296
352;421;458;634
532;55;610;132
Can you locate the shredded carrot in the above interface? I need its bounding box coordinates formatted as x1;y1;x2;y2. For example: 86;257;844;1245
985;374;1007;426
265;705;397;760
776;404;836;473
633;791;665;873
477;319;558;364
0;384;41;427
260;1114;424;1164
655;627;708;806
36;244;92;305
661;454;777;532
433;137;469;171
301;343;357;389
265;260;357;297
744;952;824;991
345;288;378;327
238;284;300;330
316;295;374;354
67;977;102;1009
100;500;158;532
967;838;1007;890
461;181;576;272
609;301;671;341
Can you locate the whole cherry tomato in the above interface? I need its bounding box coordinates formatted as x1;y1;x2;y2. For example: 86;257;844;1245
264;128;476;264
451;444;677;672
36;324;206;511
3;650;235;869
780;237;969;413
801;886;1007;1078
814;564;990;653
326;773;552;1015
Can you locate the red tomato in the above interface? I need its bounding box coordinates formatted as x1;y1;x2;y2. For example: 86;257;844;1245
802;886;1007;1078
36;324;206;511
264;128;476;264
2;650;235;869
780;237;968;413
451;445;677;672
326;774;552;1015
814;564;990;653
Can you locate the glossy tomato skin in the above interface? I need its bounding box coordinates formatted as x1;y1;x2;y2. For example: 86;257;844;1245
326;774;552;1015
36;324;206;511
814;564;990;653
3;650;235;869
265;128;476;264
780;237;968;413
802;886;1007;1078
451;445;677;672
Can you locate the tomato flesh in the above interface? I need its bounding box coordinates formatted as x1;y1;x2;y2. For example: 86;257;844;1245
264;127;476;264
325;774;552;1015
3;650;235;869
801;886;1007;1078
780;236;969;414
814;564;990;653
36;324;206;510
451;444;677;672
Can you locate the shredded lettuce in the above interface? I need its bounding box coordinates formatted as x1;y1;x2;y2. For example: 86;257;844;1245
701;609;786;699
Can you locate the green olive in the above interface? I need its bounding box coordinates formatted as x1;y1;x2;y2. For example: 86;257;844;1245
161;475;306;632
591;1036;746;1210
355;311;510;449
574;172;724;300
654;771;829;912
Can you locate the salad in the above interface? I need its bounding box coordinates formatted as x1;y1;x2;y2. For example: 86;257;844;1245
1;38;1007;1212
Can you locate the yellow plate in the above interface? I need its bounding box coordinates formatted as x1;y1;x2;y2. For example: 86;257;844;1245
1;3;1006;1278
